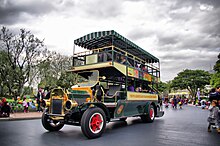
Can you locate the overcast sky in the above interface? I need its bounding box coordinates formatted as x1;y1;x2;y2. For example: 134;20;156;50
0;0;219;81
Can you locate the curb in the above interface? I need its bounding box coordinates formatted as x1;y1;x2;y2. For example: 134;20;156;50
0;116;41;121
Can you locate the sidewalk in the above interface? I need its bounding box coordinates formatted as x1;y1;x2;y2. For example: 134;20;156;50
0;112;42;121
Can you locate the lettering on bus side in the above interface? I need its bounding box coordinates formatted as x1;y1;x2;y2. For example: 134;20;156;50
127;92;158;101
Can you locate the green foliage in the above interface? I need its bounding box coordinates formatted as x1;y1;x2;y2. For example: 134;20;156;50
22;86;34;96
57;72;77;89
211;53;220;87
210;73;220;88
158;81;172;96
38;76;58;89
37;52;73;89
171;69;211;97
0;26;75;97
158;81;168;93
213;53;220;72
0;26;48;97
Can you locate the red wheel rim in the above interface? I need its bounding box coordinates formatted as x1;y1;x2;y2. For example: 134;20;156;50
89;113;103;134
150;108;154;120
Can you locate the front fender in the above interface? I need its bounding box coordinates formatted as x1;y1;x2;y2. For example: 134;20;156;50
81;102;111;122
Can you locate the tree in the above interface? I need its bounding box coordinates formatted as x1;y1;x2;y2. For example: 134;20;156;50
158;81;172;96
210;73;220;88
37;52;74;89
171;69;211;98
0;26;48;96
158;81;167;93
211;53;220;87
57;72;77;89
0;50;17;96
213;53;220;72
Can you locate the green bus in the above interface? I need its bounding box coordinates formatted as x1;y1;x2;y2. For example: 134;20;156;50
41;30;164;139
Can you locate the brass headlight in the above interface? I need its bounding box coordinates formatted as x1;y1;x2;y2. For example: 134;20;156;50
64;100;73;110
64;100;78;111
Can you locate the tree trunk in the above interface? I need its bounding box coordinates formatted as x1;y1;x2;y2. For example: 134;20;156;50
187;87;197;104
0;86;3;96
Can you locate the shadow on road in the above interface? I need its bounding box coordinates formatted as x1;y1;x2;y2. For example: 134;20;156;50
40;117;150;140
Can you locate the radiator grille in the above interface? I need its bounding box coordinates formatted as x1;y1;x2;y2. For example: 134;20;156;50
51;99;63;114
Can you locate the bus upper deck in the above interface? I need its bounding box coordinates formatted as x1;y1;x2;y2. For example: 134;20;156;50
72;30;160;83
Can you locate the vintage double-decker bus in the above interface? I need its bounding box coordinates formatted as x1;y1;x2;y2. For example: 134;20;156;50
41;30;164;139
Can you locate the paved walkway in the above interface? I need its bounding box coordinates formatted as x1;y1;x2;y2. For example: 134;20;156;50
0;112;42;121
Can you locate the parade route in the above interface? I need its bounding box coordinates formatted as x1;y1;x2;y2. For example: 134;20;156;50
0;105;219;146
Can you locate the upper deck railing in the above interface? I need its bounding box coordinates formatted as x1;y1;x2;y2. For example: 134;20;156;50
73;45;160;82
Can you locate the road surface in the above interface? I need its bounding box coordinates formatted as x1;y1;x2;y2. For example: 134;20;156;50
0;105;219;146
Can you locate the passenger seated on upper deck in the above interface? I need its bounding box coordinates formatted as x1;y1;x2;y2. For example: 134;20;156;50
142;66;148;72
120;56;132;66
120;56;126;64
98;50;112;62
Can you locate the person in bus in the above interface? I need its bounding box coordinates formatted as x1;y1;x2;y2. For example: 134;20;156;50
120;56;127;64
120;55;132;66
135;84;142;92
127;82;135;92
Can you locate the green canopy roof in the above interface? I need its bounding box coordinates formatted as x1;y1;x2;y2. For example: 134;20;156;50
74;30;159;63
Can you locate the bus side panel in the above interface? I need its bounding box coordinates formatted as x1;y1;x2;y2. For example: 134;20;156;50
114;100;154;118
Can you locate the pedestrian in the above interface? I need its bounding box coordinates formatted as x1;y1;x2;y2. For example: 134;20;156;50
36;88;44;112
0;100;11;117
22;97;28;113
29;99;36;109
216;86;220;133
216;86;220;107
173;95;177;109
209;88;218;103
207;100;219;133
179;98;183;109
185;98;188;105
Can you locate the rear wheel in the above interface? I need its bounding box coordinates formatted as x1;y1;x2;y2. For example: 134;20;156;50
81;107;106;139
141;105;155;123
41;111;64;131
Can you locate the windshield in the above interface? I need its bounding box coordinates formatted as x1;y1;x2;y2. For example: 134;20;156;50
77;70;99;87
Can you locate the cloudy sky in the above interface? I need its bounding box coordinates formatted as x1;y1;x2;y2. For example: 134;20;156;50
0;0;219;81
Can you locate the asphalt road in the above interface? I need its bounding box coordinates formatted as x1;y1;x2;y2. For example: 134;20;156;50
0;105;219;146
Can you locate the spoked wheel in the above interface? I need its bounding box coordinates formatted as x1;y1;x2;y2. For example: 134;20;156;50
141;104;155;123
41;111;64;131
81;107;106;139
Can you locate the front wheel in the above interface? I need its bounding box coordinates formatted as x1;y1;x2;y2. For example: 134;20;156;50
81;107;106;139
41;111;64;131
141;105;155;123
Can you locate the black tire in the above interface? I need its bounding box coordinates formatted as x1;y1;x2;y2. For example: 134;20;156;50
141;104;155;123
41;111;64;131
81;107;106;139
